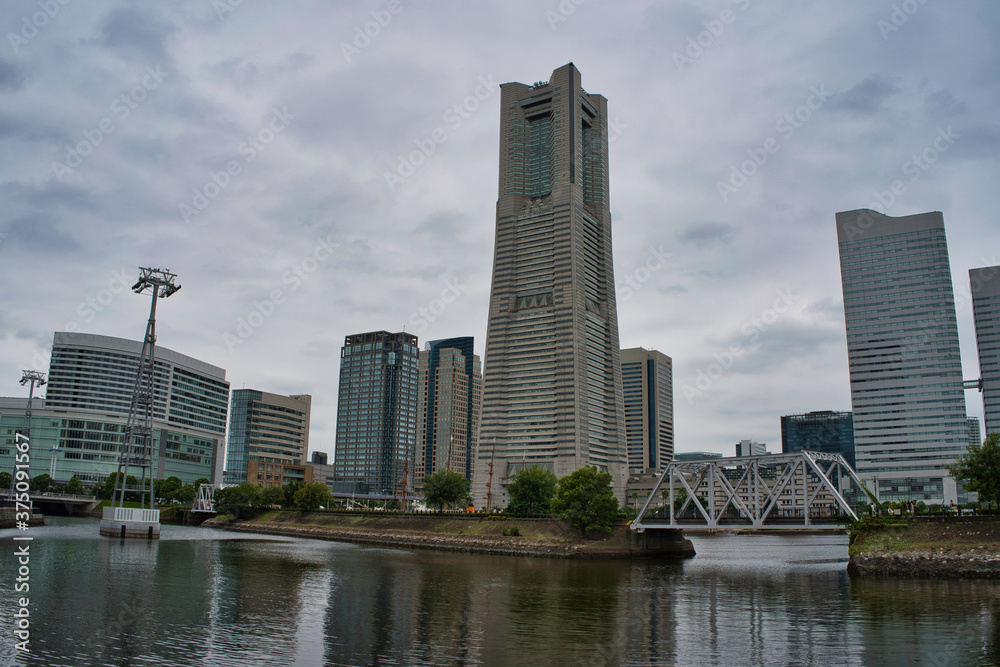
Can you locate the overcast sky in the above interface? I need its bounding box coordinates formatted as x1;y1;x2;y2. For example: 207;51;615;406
1;1;997;460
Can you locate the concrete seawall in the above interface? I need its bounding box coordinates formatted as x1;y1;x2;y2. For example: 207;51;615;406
205;512;695;559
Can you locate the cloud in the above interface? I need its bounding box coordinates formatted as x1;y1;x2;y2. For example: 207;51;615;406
834;74;900;114
676;222;738;248
0;59;24;92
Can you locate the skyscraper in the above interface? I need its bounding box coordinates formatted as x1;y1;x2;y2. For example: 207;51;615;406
780;410;855;468
473;63;628;507
415;337;482;489
223;390;311;486
970;265;1000;435
333;330;419;495
620;347;674;472
836;209;968;503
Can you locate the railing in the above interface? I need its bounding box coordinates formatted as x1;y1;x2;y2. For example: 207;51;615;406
102;506;160;523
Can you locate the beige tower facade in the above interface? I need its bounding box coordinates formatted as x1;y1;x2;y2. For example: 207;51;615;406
415;340;482;491
473;63;627;508
224;390;311;485
620;347;674;473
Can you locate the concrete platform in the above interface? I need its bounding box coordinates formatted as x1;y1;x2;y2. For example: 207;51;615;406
99;506;160;539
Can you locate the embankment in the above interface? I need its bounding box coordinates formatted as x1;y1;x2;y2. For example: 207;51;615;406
204;511;695;559
848;515;1000;578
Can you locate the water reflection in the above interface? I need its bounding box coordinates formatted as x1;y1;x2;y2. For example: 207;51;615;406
2;519;998;666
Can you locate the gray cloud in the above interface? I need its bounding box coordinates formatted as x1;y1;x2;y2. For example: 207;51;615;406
834;74;900;114
676;222;738;248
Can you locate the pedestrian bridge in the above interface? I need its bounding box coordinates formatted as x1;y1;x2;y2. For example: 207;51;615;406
631;451;866;532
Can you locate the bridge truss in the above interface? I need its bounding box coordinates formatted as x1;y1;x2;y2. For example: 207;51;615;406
631;451;866;532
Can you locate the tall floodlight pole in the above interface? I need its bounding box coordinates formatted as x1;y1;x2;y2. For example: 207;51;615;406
8;370;46;501
111;268;180;514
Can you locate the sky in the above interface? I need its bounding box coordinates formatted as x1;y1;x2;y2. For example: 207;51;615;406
1;0;997;461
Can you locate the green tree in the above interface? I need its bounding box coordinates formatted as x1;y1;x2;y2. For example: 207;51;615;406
423;469;470;511
0;472;11;490
175;484;197;505
29;473;53;493
261;485;286;507
551;466;620;538
64;476;85;495
192;477;211;488
283;481;304;508
161;476;183;500
294;482;332;511
506;465;557;515
215;482;264;520
948;432;1000;507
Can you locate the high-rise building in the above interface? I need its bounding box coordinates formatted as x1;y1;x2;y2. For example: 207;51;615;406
415;337;482;490
223;390;311;486
780;410;855;468
970;265;1000;435
474;63;628;506
836;209;969;503
967;417;982;447
620;347;673;473
735;440;767;457
333;331;419;495
0;332;230;486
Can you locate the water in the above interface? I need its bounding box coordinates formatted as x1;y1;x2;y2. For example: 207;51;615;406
1;517;998;666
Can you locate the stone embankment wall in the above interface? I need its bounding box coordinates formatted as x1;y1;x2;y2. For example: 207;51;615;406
203;511;695;559
849;515;1000;578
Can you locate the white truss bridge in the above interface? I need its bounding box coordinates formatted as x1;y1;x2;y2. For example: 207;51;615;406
631;451;867;532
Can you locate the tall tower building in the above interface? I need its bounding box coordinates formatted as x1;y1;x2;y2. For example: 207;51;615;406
970;265;1000;435
620;347;674;472
333;331;419;495
223;390;311;486
836;209;968;503
415;337;482;489
474;63;627;507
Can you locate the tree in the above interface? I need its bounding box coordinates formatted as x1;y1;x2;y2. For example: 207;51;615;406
551;466;620;538
423;469;470;511
64;476;85;496
506;465;557;515
261;485;286;507
215;482;264;520
948;432;1000;507
175;484;197;505
157;476;183;501
294;482;332;511
283;481;304;508
0;472;10;490
29;473;53;493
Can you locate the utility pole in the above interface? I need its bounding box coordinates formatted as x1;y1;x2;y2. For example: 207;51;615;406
101;267;179;539
8;370;46;502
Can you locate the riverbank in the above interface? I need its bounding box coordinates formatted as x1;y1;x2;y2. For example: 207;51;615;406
848;515;1000;578
204;511;696;559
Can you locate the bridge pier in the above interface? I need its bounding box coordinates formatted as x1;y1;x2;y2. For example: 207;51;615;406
626;528;696;559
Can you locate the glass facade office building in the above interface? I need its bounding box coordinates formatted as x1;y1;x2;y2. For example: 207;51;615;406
223;390;311;486
971;265;1000;436
780;411;855;468
415;338;482;488
474;63;628;506
333;331;419;495
836;210;968;503
0;332;229;487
